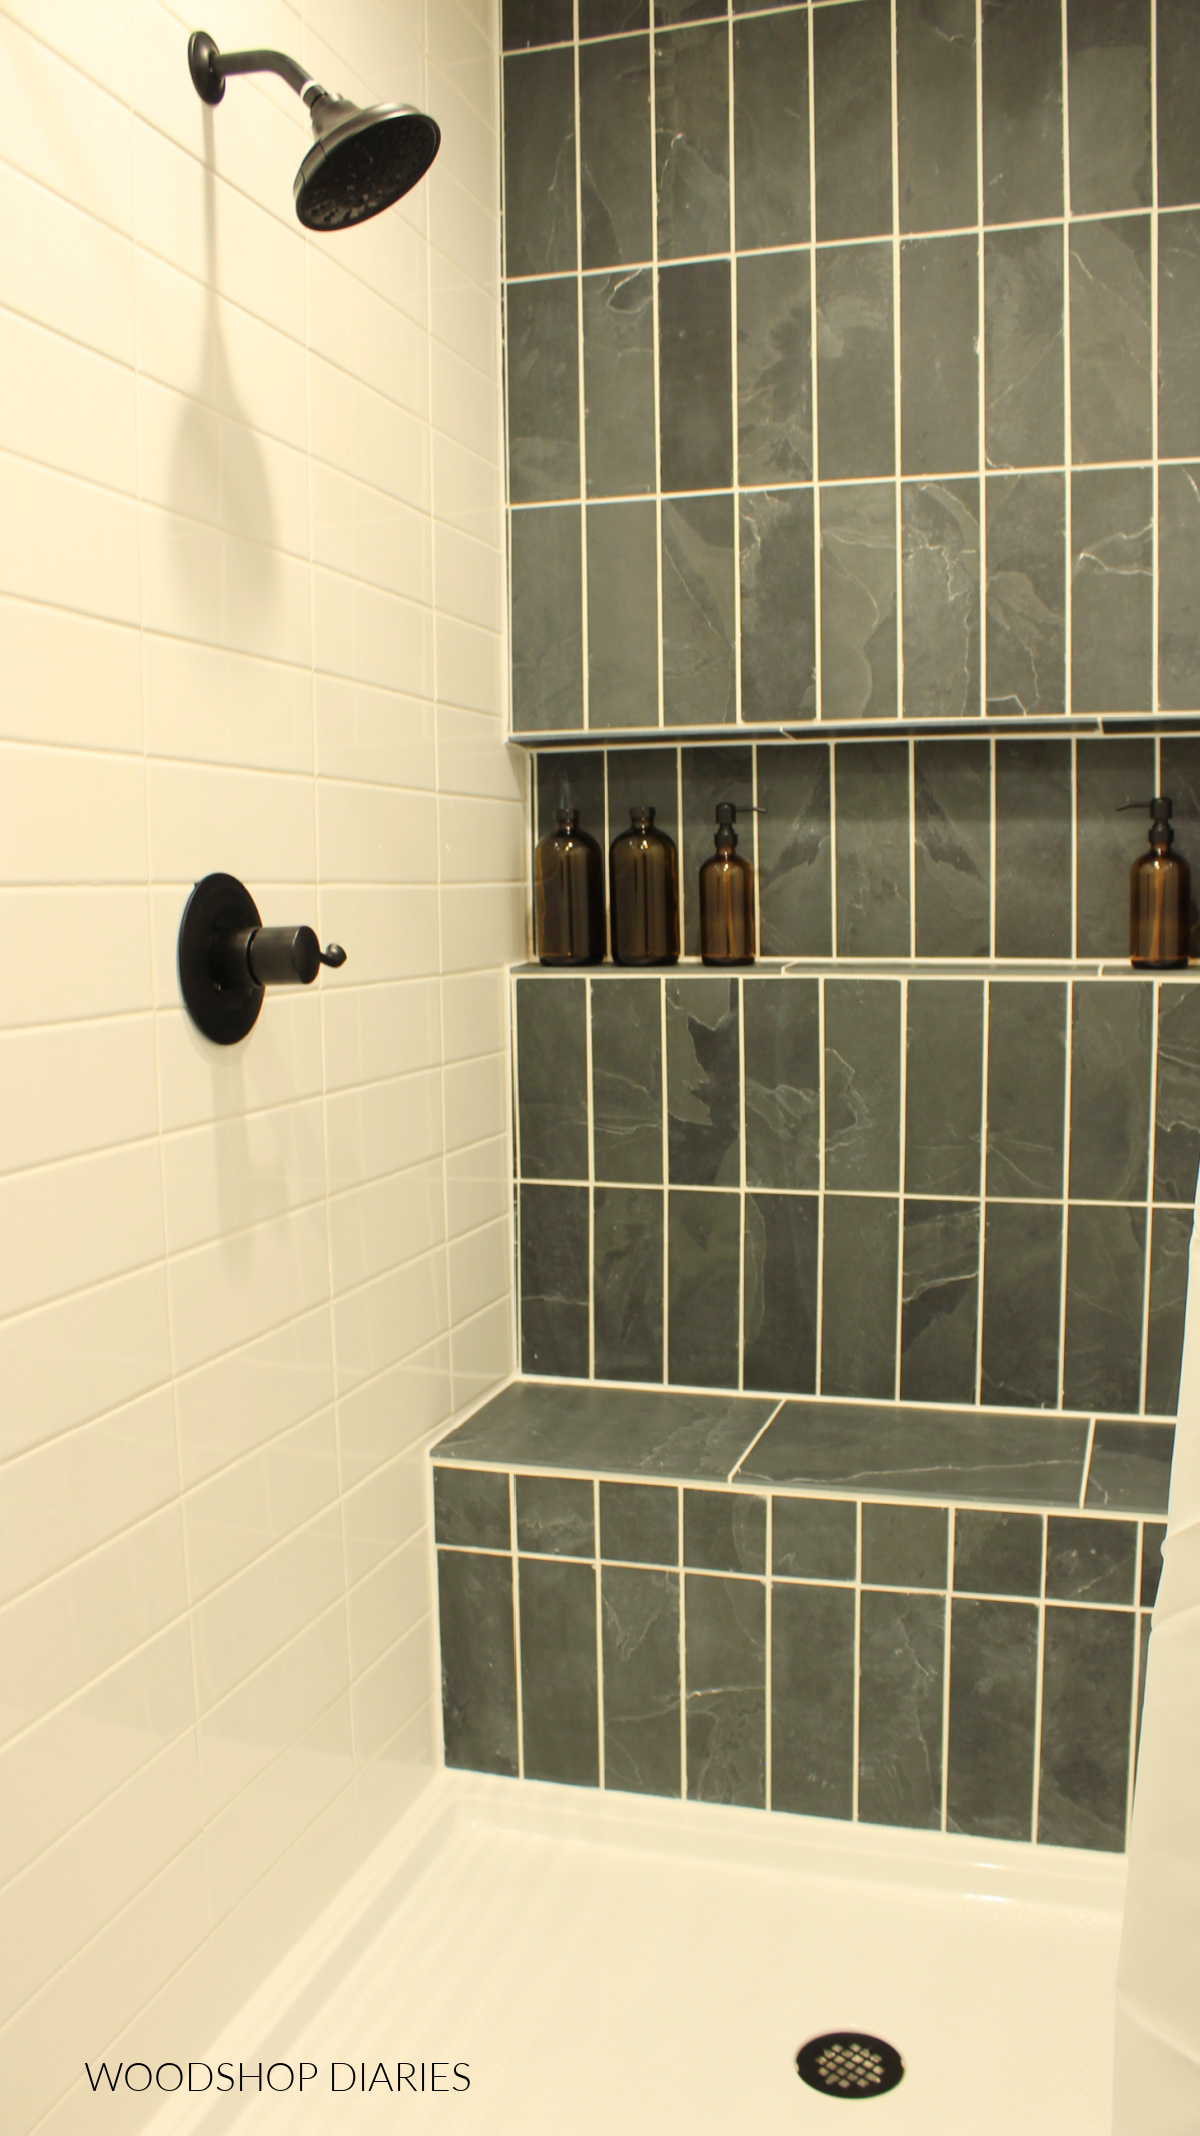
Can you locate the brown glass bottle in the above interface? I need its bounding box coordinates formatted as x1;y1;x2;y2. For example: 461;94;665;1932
609;806;679;966
533;807;604;965
1130;796;1191;969
699;802;755;965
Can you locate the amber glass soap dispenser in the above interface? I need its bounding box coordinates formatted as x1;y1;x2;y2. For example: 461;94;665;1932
699;802;755;965
1128;796;1190;969
609;807;679;966
533;807;604;965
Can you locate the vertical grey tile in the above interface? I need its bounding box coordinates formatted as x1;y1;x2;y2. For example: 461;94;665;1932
984;226;1065;469
953;1508;1044;1595
737;251;813;486
658;259;733;494
668;1189;741;1387
517;1474;595;1556
740;490;818;724
667;975;741;1184
507;279;580;504
1159;465;1200;711
1067;0;1152;214
813;0;893;241
902;481;982;722
987;981;1067;1197
744;976;821;1191
862;1503;949;1589
1046;1513;1137;1601
680;746;754;952
900;1199;981;1405
505;0;573;45
1141;1521;1165;1606
583;0;649;28
512;506;583;731
833;742;910;955
773;1496;858;1582
594;1186;664;1382
1075;737;1157;957
438;1550;518;1776
905;979;984;1196
1038;1605;1134;1850
663;494;737;726
520;1181;590;1376
980;0;1063;223
600;1481;679;1564
655;22;730;260
520;1557;600;1786
901;235;980;477
1160;213;1200;461
947;1599;1038;1841
435;1467;513;1551
1146;1206;1193;1415
733;10;810;251
583;269;656;498
821;489;899;723
517;976;589;1181
607;747;679;852
757;743;833;957
896;0;977;233
858;1590;945;1830
1136;1610;1151;1761
1071;471;1153;715
503;47;577;277
602;1565;681;1796
820;1196;900;1400
994;739;1073;957
1085;1422;1173;1510
1068;981;1153;1201
1157;0;1200;208
815;245;896;482
913;739;991;957
588;501;660;728
592;976;663;1184
685;1571;766;1808
580;35;654;271
986;473;1066;717
744;1191;819;1395
1062;1203;1146;1414
1069;216;1152;465
980;1200;1063;1407
1159;734;1200;952
772;1584;855;1820
1153;987;1200;1201
536;751;606;846
684;1488;766;1574
824;978;902;1191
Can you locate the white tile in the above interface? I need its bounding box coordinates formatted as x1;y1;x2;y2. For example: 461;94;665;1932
161;1096;327;1256
0;1139;165;1319
0;163;134;363
439;790;525;884
321;976;442;1092
144;634;314;774
327;1158;447;1294
183;1409;341;1601
428;161;499;293
155;991;325;1135
135;249;309;450
441;970;508;1063
432;427;502;540
315;885;441;983
312;461;432;601
191;1510;346;1711
133;119;307;341
324;1069;443;1194
175;1305;335;1489
435;612;504;717
431;249;501;374
427;63;497;213
436;707;523;803
445;1133;511;1239
0;598;141;754
309;356;431;512
0;452;140;622
132;0;306;228
335;1335;452;1488
0;1387;179;1609
139;500;313;665
350;1614;433;1762
0;1015;158;1177
204;1692;355;1924
312;565;432;693
3;0;133;99
443;1050;508;1151
0;1265;172;1463
0;16;134;234
354;1696;436;1852
317;777;438;884
137;374;312;559
332;1248;450;1393
197;1601;349;1815
0;310;137;492
450;1294;513;1411
0;888;153;1030
342;1446;426;1583
435;520;503;632
314;675;437;791
308;250;428;414
167;1201;332;1376
347;1530;431;1675
0;742;147;887
448;1214;511;1325
438;881;527;972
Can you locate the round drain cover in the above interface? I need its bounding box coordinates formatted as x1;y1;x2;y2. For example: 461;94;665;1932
796;2033;904;2099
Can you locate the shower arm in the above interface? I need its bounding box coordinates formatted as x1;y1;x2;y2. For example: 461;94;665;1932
188;33;330;116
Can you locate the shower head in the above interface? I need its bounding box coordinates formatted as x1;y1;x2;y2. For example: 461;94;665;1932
187;31;440;231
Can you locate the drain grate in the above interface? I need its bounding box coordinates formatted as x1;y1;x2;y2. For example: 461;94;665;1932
796;2033;904;2099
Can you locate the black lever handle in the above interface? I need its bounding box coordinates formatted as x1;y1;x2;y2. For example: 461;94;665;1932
179;875;348;1046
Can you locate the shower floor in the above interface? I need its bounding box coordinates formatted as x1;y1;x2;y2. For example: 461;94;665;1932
156;1773;1123;2136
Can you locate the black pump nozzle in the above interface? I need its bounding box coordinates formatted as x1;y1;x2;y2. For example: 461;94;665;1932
713;800;765;850
1119;796;1175;848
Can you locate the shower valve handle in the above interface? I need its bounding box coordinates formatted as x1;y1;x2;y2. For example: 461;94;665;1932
178;874;348;1046
212;926;347;990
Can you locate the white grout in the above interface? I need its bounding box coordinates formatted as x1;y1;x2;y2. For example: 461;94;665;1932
889;0;905;723
1061;0;1074;718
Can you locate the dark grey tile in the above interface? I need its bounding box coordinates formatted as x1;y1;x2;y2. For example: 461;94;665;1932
900;1199;981;1406
511;506;583;731
436;1378;775;1478
592;976;663;1184
1159;734;1200;960
504;0;572;46
1071;471;1153;716
667;975;741;1184
1067;980;1153;1201
503;48;577;277
668;1188;741;1387
507;279;580;504
733;10;810;250
773;1495;857;1582
813;0;893;241
953;1509;1043;1596
600;1481;679;1564
862;1502;949;1590
744;977;821;1191
1085;1422;1174;1512
821;488;900;722
757;744;833;956
438;1550;518;1775
684;1487;766;1574
655;22;729;259
947;1599;1038;1841
536;751;606;847
984;226;1065;470
662;493;737;725
1141;1522;1164;1607
594;1186;664;1383
820;1195;899;1400
737;252;812;485
859;1590;945;1830
1062;1203;1147;1416
740;490;818;723
602;1565;681;1797
685;1571;766;1807
1158;0;1200;208
1158;212;1200;458
896;0;976;233
905;980;984;1197
986;981;1067;1197
520;1181;590;1377
583;269;655;498
901;235;980;477
772;1583;855;1819
1146;1207;1192;1415
1067;0;1152;215
824;978;902;1191
655;0;727;27
902;482;982;723
434;1467;512;1551
743;1192;819;1395
1047;1513;1137;1602
833;742;910;953
1070;215;1152;464
517;1473;596;1556
520;1557;599;1786
583;0;649;29
516;975;588;1181
658;259;733;493
980;1200;1063;1410
980;0;1063;225
680;746;754;953
985;473;1066;717
580;36;653;271
994;739;1073;958
815;244;895;481
1158;465;1200;711
1135;1609;1150;1760
587;500;659;728
607;748;679;855
740;1399;1089;1503
913;739;990;956
1038;1606;1134;1849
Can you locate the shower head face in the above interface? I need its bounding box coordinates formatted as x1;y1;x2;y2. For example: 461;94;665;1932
295;104;441;230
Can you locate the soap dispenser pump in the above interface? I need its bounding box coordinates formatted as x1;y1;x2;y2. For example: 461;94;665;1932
699;802;756;966
1125;796;1191;969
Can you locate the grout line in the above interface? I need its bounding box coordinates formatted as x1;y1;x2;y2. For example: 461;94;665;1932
975;0;988;717
1127;1520;1147;1841
852;1497;863;1823
511;972;524;1376
1056;974;1075;1411
940;1521;953;1834
1030;1513;1047;1844
975;974;990;1405
738;974;747;1392
1070;735;1080;961
727;1396;788;1483
907;736;917;958
1061;0;1073;719
1139;978;1161;1415
815;971;827;1391
890;0;905;722
594;1474;605;1788
661;975;671;1385
678;1488;688;1800
807;0;823;722
510;1471;525;1779
1079;1413;1097;1509
764;1489;773;1814
1150;0;1160;718
586;972;596;1380
728;7;743;728
895;973;909;1403
573;0;590;731
828;741;839;956
648;8;666;729
988;733;998;955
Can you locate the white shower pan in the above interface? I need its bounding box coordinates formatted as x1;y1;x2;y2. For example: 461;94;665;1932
154;1773;1123;2136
